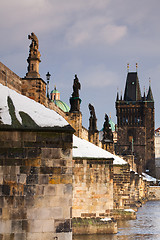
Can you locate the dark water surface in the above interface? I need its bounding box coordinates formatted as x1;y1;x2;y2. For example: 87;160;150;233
73;201;160;240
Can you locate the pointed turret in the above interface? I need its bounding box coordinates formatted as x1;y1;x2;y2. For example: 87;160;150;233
147;85;154;101
120;90;123;101
116;91;119;101
143;87;146;101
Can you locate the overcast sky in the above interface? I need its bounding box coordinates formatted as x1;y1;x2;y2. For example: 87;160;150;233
1;0;160;129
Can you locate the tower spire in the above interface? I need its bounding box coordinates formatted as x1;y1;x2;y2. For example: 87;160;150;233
143;86;146;101
116;88;119;101
120;90;123;101
147;78;154;101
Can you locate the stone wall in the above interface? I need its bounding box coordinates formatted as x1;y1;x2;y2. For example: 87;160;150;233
113;165;149;219
72;158;114;218
113;164;131;210
0;130;73;240
0;62;21;94
148;186;160;200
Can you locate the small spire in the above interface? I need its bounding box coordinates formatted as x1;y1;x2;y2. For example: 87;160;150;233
143;86;146;101
120;90;123;101
147;78;154;101
127;63;129;72
136;63;138;72
116;88;119;101
54;85;56;90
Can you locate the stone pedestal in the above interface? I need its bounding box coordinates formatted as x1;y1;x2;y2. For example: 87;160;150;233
69;97;81;113
66;111;82;138
88;130;99;146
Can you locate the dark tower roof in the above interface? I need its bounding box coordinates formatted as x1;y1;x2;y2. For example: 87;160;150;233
124;72;142;101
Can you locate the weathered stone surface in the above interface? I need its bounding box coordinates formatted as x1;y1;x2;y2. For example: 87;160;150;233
72;158;114;220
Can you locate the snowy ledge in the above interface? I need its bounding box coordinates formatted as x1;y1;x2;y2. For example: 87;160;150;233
0;83;74;132
73;135;127;165
124;209;135;213
100;217;112;222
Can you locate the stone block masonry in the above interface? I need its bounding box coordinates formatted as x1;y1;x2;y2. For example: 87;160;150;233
72;157;117;234
72;158;114;219
0;130;73;240
148;186;160;200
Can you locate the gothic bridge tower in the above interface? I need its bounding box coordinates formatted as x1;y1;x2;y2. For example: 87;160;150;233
116;68;155;176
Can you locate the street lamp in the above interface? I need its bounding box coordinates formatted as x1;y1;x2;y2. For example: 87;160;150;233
46;72;51;99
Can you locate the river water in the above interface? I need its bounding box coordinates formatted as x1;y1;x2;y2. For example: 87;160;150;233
73;201;160;240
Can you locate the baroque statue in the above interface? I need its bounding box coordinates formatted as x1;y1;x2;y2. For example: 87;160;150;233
89;103;96;119
28;32;39;50
103;113;113;141
88;103;97;132
72;75;81;98
28;32;40;59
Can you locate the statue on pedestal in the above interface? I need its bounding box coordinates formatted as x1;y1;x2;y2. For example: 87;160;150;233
69;75;81;112
103;114;113;142
25;32;41;78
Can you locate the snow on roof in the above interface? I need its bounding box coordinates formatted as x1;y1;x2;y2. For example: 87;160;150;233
142;172;157;183
73;135;127;165
0;83;69;128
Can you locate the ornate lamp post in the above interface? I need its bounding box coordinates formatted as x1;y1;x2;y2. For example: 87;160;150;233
46;72;51;99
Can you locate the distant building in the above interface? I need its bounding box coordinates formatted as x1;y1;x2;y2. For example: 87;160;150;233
50;86;70;112
116;71;155;176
